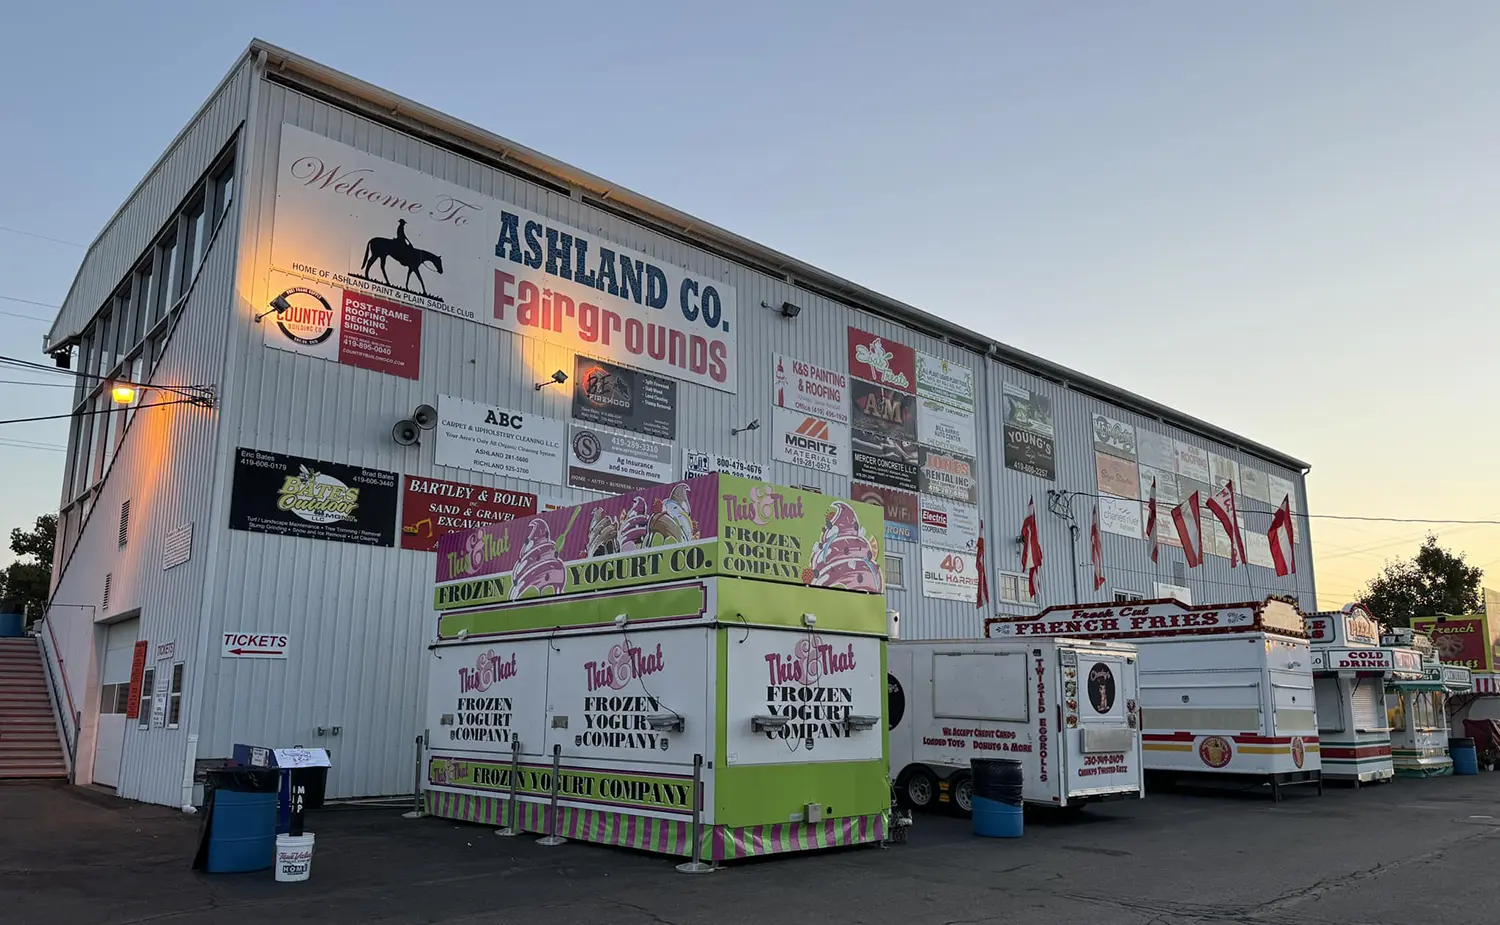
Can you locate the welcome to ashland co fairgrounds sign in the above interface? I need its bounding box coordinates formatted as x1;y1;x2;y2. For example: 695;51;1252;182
268;124;739;393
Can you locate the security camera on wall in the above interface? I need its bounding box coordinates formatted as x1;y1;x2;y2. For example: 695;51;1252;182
392;419;421;447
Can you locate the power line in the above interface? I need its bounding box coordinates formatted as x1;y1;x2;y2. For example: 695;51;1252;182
0;378;75;388
0;309;51;323
0;397;201;426
1;294;60;309
0;438;66;452
0;225;85;248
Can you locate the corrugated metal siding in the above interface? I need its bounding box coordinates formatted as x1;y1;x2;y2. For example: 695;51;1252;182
182;77;1315;798
46;61;252;348
42;61;252;806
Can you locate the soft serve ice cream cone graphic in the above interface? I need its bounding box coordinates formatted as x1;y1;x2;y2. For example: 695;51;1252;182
802;501;883;592
509;518;566;600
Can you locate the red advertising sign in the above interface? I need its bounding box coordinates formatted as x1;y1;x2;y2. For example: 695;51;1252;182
125;641;149;720
400;476;537;552
338;291;423;379
1411;615;1494;671
851;482;918;526
848;327;915;393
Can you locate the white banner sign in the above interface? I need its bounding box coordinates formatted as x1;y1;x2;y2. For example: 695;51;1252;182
1174;441;1211;482
567;428;674;494
1099;496;1142;539
434;395;566;484
916;397;977;456
772;354;848;425
915;352;974;411
772;407;850;476
270;124;738;392
683;451;765;482
1137;429;1177;472
222;632;289;659
919;497;980;553
921;548;979;603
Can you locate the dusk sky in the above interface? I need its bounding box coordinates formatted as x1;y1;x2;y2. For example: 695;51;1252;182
2;3;1496;607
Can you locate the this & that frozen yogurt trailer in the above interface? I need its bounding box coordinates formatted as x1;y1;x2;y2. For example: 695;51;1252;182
1305;603;1418;785
986;597;1323;800
422;474;891;861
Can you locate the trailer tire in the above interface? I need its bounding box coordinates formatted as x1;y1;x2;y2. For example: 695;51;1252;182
948;772;974;816
900;767;938;810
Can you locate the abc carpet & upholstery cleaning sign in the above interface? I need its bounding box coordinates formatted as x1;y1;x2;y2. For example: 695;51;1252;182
229;448;398;546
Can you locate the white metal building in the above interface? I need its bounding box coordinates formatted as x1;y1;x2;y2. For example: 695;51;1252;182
39;40;1314;806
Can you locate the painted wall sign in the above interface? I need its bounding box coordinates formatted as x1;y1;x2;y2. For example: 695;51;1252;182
228;448;398;547
851;482;919;544
772;407;850;476
921;548;979;603
269;124;738;392
222;632;290;659
1095;453;1140;500
682;452;765;482
262;270;424;380
1001;383;1055;480
433;475;884;606
773;354;848;426
915;352;974;411
125;641;149;720
434;394;566;484
847;327;915;393
571;355;677;441
567;428;674;494
1136;429;1176;473
919;497;980;553
916;397;977;456
401;475;538;552
917;448;978;504
851;431;920;493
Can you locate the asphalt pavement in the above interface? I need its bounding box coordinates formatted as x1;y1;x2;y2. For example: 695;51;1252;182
1;775;1496;924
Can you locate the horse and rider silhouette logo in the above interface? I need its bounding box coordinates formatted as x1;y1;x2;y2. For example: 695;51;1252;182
356;219;445;302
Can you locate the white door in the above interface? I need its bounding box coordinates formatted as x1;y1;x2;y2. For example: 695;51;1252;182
93;621;139;788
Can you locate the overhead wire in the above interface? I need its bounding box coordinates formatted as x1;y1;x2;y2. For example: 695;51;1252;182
0;225;85;248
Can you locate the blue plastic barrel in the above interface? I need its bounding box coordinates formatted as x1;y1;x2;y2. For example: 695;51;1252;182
1450;737;1479;776
206;790;278;872
971;795;1024;838
0;610;23;638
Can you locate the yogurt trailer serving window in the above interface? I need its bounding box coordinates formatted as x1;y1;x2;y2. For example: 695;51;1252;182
424;474;891;862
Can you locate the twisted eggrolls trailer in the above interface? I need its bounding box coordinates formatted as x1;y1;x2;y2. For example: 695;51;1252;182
986;597;1323;801
424;474;892;861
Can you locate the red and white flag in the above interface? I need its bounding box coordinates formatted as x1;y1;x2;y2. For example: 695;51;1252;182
1020;497;1043;598
1206;481;1248;568
1173;492;1204;568
975;519;991;608
1090;504;1106;591
1268;495;1297;577
1145;477;1159;564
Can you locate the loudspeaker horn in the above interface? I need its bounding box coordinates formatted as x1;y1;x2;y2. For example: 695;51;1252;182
412;404;439;430
392;420;421;447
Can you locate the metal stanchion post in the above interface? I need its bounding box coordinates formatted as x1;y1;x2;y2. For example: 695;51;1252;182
402;733;425;819
535;743;567;846
675;753;714;874
495;737;521;836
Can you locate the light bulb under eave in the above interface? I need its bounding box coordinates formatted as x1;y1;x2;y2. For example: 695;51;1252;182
111;386;136;405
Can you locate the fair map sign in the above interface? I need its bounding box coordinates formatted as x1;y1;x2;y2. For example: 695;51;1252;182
434;395;566;484
269;124;738;392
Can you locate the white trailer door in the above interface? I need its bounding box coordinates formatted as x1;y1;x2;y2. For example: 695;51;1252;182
93;620;138;788
1067;651;1142;798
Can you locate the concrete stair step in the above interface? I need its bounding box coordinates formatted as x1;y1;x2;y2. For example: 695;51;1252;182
0;766;68;780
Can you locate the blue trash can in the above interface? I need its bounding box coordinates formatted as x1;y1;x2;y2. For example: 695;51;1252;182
0;609;24;638
1450;737;1479;776
194;769;280;873
972;795;1025;837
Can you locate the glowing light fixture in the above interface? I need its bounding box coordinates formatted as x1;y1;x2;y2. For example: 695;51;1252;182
111;386;137;405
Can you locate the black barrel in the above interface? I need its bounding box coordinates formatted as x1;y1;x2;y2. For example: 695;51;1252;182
1449;737;1476;749
971;758;1024;806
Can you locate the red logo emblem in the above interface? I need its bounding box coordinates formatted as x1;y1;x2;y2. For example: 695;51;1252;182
1198;735;1233;769
1291;736;1305;769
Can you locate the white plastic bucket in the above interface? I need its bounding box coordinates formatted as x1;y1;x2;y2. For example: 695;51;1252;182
274;833;315;882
